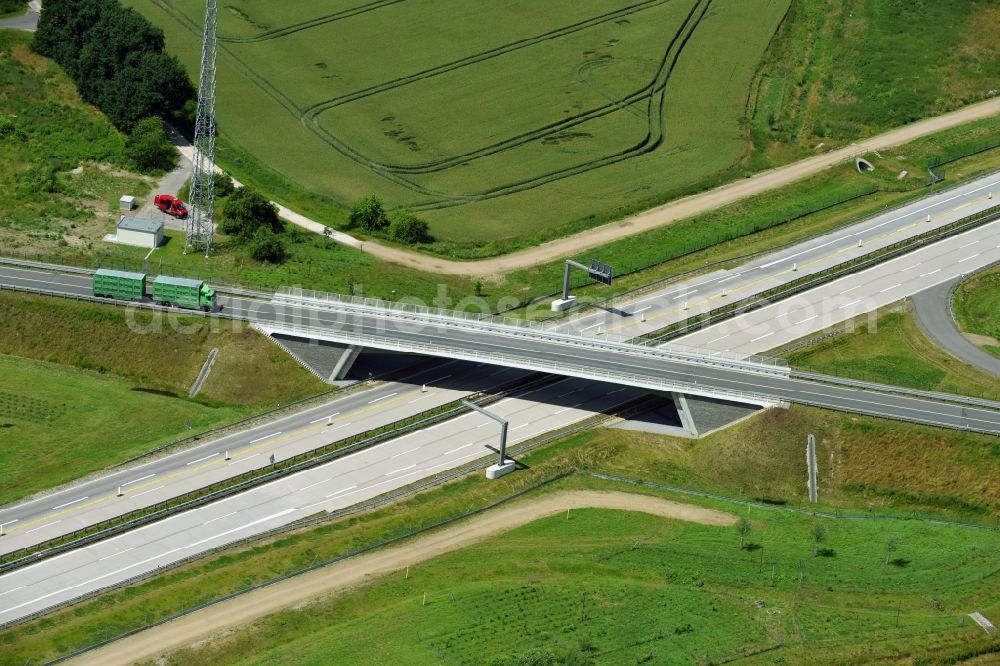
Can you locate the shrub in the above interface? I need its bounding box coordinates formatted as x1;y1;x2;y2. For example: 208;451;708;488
0;0;24;15
348;194;389;233
125;117;175;172
212;172;235;198
389;210;432;244
219;186;282;238
34;0;194;132
248;227;285;263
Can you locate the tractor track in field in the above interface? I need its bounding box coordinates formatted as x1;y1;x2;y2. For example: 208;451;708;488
317;0;698;176
299;0;673;116
151;0;712;207
218;0;410;43
307;0;711;198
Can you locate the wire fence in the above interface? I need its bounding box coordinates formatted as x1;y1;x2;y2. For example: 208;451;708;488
0;374;552;573
18;399;652;643
35;456;999;662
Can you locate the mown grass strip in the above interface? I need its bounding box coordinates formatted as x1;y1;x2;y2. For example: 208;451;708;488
0;374;549;573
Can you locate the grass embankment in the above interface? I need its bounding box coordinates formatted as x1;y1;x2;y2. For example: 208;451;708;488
3;406;998;664
954;266;1000;359
4;25;1000;314
156;505;1000;666
750;0;1000;163
784;303;1000;401
0;31;152;255
20;114;1000;315
0;355;244;506
0;0;25;19
0;291;327;407
0;290;327;502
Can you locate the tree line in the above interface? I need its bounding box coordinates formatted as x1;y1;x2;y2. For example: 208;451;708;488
34;0;193;134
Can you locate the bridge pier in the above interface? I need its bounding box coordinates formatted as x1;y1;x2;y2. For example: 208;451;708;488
671;392;699;437
329;345;362;382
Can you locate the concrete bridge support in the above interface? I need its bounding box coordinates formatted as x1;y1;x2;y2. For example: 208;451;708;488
329;345;362;381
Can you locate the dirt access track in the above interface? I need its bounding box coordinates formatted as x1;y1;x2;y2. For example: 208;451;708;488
68;490;736;666
340;97;1000;277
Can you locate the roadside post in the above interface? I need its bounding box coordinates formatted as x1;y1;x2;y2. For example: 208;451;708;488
462;400;514;479
551;258;613;312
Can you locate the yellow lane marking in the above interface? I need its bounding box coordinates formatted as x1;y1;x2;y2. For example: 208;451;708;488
597;196;993;336
6;388;439;536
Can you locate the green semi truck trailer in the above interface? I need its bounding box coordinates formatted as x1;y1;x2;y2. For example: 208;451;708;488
92;269;217;311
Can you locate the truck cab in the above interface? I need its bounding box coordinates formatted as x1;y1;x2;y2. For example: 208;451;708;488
200;283;217;311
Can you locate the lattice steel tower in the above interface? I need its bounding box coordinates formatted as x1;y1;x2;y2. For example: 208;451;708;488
185;0;219;256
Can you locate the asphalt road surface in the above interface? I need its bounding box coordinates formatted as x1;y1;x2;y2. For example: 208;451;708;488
0;376;642;624
0;265;998;433
0;360;529;553
0;0;39;31
558;170;1000;341
911;277;1000;377
675;221;1000;356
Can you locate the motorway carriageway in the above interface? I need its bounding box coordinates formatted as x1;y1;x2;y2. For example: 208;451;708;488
2;205;1000;550
556;170;1000;340
0;360;531;553
1;185;999;619
0;376;642;624
676;219;1000;355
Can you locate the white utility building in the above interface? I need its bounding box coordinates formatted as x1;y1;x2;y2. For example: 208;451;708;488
115;216;164;248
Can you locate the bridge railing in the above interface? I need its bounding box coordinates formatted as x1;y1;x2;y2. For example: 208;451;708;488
272;287;789;371
255;320;784;407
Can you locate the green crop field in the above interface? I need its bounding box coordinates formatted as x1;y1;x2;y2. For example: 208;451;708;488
122;0;791;244
4;407;998;664
157;505;1000;665
0;290;328;503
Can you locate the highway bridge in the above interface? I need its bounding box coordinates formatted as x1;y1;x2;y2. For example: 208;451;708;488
1;264;999;435
2;172;1000;626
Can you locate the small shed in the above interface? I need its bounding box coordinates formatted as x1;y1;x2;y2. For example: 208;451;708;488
119;195;135;211
116;216;163;249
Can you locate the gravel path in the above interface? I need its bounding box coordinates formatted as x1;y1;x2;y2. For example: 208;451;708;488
0;1;39;31
67;490;735;666
354;98;1000;277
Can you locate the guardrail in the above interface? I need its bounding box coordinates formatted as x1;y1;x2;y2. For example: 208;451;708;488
788;395;998;436
5;397;653;635
254;320;786;406
0;256;272;299
533;168;1000;323
0;256;788;372
0;374;551;574
791;371;1000;410
271;288;789;371
641;204;1000;343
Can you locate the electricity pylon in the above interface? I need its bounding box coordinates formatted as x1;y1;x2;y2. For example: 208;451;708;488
185;0;218;256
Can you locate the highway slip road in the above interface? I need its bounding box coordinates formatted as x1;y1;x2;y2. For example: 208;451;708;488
0;377;642;624
676;220;1000;356
0;361;528;553
558;170;1000;341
